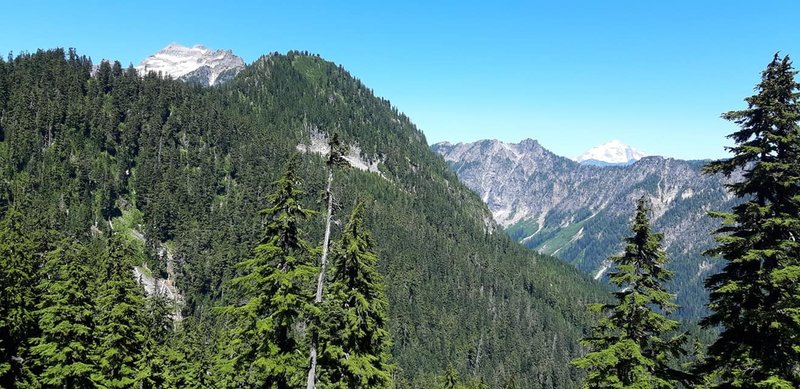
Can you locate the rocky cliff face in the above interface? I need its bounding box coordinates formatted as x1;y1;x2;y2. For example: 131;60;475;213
432;139;739;318
136;43;245;86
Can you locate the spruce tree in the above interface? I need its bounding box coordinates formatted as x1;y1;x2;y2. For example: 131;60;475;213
219;159;318;388
138;289;177;388
30;238;97;388
317;202;392;388
167;317;216;389
700;54;800;387
572;197;686;388
0;206;39;387
91;234;147;388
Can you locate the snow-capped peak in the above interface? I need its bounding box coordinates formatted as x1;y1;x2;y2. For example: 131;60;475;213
136;43;245;86
574;140;647;166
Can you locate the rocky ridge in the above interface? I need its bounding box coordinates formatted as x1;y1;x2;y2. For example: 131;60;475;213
433;138;739;318
136;43;245;86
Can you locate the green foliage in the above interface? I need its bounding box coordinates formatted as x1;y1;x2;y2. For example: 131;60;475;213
318;202;393;388
572;197;688;388
0;48;607;387
30;238;97;388
700;54;800;387
92;234;147;388
0;206;40;386
217;161;318;388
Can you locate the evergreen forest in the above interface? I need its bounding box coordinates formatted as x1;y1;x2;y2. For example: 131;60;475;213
0;48;798;388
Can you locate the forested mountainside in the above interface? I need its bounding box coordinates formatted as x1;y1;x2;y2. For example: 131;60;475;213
432;139;739;318
0;49;607;387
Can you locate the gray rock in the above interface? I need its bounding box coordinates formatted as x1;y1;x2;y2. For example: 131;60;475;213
432;138;739;318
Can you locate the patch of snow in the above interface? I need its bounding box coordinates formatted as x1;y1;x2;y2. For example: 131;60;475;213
552;226;584;256
521;212;548;243
681;189;694;199
696;259;714;278
136;43;245;86
594;259;613;280
575;140;648;165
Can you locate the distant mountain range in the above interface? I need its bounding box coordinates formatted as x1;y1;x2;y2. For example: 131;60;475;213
432;138;739;318
136;43;245;86
574;140;648;166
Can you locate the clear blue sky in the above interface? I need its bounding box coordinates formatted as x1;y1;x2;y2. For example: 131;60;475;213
2;1;799;159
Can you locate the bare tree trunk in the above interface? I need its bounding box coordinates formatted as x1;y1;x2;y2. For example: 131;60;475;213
308;168;334;389
306;333;319;389
315;169;334;303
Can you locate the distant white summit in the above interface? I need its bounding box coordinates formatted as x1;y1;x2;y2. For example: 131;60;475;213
574;140;648;166
136;43;245;86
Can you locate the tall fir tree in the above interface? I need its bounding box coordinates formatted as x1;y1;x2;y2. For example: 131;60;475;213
218;158;318;388
0;206;39;387
317;202;393;389
308;132;350;389
700;54;800;387
29;238;97;388
138;289;178;388
91;234;147;388
572;197;686;388
167;317;217;389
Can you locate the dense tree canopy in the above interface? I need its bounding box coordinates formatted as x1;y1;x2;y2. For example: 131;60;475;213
0;47;611;387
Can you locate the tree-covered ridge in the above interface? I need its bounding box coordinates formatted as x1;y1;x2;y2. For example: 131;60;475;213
0;48;606;387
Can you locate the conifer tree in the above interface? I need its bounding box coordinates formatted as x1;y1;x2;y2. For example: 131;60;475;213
167;317;216;389
219;159;318;388
317;202;392;388
0;206;39;386
30;238;97;388
91;234;147;388
700;54;800;387
440;364;461;389
572;197;686;388
308;132;350;388
138;289;177;388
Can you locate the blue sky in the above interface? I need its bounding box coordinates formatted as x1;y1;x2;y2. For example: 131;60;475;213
2;1;799;159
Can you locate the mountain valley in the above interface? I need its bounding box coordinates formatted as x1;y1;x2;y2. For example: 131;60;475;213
433;138;739;318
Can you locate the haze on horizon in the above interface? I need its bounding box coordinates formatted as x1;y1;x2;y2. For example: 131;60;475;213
3;1;798;160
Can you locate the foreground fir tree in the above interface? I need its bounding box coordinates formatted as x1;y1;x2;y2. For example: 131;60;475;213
0;207;39;386
700;54;800;387
91;234;147;388
30;239;97;388
317;202;392;388
218;159;318;388
572;197;686;388
308;132;350;389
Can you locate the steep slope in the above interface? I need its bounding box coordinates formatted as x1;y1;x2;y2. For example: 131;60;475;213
136;43;245;86
0;49;606;388
433;139;738;318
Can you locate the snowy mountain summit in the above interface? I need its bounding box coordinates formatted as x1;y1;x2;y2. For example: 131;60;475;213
136;43;245;86
574;140;647;166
